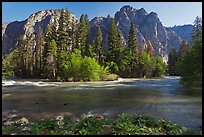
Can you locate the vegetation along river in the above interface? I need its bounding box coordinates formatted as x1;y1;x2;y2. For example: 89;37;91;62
2;76;202;130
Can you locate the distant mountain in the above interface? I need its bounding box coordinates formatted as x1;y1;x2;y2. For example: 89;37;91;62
2;5;193;63
90;5;184;62
167;24;194;44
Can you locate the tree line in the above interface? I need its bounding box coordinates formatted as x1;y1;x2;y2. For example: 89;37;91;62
167;16;202;86
2;9;166;81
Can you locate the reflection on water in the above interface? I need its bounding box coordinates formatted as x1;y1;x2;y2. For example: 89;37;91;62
2;76;202;129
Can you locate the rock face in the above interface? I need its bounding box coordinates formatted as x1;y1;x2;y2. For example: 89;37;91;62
89;16;113;50
168;24;194;44
2;5;192;63
90;5;185;63
2;9;78;55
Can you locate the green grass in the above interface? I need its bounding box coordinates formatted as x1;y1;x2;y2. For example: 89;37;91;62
2;113;200;135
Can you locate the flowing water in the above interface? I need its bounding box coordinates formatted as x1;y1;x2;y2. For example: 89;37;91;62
2;76;202;130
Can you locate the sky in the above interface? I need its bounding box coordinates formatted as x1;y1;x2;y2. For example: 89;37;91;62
2;2;202;27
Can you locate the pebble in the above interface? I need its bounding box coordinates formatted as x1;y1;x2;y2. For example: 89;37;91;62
21;127;31;131
8;114;17;119
3;121;14;126
2;116;8;122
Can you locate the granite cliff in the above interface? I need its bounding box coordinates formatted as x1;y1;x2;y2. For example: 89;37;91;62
2;6;193;63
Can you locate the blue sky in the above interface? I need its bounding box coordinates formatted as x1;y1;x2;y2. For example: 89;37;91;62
2;2;202;27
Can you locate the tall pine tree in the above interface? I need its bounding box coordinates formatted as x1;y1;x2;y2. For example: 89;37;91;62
96;26;103;65
57;9;71;73
107;18;118;63
34;27;44;77
127;22;139;77
76;14;90;57
43;39;57;79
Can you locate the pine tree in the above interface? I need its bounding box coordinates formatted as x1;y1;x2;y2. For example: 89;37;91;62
76;14;84;50
87;40;95;58
176;33;202;85
191;16;202;43
127;22;139;77
57;9;71;72
45;15;58;43
107;18;118;63
128;22;138;55
57;9;70;51
115;29;124;65
70;16;77;51
76;14;89;57
178;40;190;58
84;14;90;56
34;27;45;78
15;35;33;77
167;48;178;76
96;26;103;64
44;39;57;79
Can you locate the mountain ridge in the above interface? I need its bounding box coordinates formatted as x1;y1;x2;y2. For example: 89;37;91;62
2;6;193;63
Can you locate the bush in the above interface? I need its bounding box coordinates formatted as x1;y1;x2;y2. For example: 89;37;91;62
153;56;166;77
99;66;110;80
59;49;110;82
80;57;101;81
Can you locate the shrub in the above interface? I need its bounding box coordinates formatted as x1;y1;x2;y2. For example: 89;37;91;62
59;49;110;82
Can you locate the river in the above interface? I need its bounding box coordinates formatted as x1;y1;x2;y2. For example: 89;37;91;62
2;76;202;130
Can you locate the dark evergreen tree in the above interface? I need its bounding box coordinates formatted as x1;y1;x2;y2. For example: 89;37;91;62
176;33;202;86
95;26;103;65
84;14;90;56
43;39;57;79
70;16;77;51
178;40;190;58
107;18;118;63
76;14;90;57
167;48;178;76
57;9;71;74
127;22;139;77
15;36;33;77
191;16;202;43
57;9;70;51
34;27;44;77
87;40;95;58
115;29;125;68
106;18;121;74
128;22;138;56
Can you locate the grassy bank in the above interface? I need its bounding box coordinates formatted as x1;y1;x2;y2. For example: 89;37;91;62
2;113;199;135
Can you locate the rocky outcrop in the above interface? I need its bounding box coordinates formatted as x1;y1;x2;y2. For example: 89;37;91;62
89;15;113;50
2;5;192;63
90;5;184;63
168;24;193;44
2;21;26;54
2;9;78;55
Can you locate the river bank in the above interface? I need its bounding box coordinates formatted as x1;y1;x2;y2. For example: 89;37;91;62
3;113;200;135
2;76;202;133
